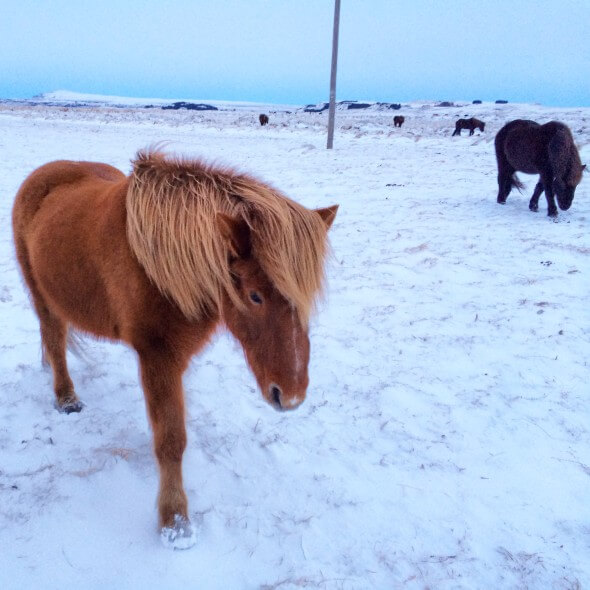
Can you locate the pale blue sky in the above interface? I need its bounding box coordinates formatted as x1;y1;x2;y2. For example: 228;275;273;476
1;0;589;106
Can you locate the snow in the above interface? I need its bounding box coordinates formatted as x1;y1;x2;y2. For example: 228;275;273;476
0;96;588;589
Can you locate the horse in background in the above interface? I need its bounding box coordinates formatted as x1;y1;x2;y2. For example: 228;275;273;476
259;113;269;126
12;150;338;548
495;119;585;217
452;117;485;136
393;115;405;128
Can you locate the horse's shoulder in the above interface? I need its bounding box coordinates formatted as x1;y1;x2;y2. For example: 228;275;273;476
541;121;572;139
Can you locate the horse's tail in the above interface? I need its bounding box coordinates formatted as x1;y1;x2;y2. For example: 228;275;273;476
510;173;526;192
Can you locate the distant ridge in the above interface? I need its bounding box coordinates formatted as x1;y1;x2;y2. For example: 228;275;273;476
21;90;300;112
3;91;551;111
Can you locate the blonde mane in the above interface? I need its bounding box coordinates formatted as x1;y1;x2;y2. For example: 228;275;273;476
126;149;329;323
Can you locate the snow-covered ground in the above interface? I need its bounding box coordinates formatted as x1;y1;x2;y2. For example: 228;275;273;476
0;97;588;589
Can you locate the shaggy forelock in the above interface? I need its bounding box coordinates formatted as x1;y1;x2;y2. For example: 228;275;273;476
126;149;329;323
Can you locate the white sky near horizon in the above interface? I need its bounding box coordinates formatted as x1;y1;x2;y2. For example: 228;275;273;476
1;0;589;107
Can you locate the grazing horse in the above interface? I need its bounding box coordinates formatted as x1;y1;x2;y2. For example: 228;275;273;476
495;119;585;216
393;115;405;128
259;113;269;126
452;117;485;136
12;150;338;548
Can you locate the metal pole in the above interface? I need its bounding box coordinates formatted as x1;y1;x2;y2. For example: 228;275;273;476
326;0;341;149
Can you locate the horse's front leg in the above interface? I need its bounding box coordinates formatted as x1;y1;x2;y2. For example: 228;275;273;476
541;175;558;217
528;181;544;212
139;350;195;549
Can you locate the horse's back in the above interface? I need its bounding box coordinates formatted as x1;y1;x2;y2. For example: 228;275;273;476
13;160;125;235
496;119;539;145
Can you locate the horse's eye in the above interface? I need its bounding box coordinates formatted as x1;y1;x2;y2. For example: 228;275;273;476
249;291;263;304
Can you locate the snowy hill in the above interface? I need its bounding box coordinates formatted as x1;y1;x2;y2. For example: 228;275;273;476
6;90;536;113
17;90;301;112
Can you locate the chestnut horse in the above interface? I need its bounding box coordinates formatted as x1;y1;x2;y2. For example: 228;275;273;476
12;150;338;548
452;117;485;136
495;119;585;217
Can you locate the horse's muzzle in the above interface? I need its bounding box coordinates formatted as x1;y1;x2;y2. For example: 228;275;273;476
269;384;304;411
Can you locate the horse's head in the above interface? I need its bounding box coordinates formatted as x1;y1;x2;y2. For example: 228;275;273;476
479;121;485;132
217;206;337;411
555;163;586;211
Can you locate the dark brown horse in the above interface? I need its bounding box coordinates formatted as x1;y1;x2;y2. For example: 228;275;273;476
12;150;338;548
495;119;585;216
259;113;269;126
452;117;485;136
393;115;405;128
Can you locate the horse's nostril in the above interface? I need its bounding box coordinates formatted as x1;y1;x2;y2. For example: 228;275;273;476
271;385;282;407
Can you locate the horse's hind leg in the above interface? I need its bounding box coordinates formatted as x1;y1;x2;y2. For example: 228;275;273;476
496;169;514;204
528;181;544;212
39;311;83;413
14;235;82;413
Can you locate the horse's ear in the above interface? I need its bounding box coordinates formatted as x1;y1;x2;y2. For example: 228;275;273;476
216;213;251;258
314;204;339;230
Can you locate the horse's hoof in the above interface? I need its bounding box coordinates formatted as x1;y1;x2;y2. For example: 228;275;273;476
497;199;506;205
160;514;196;550
55;398;84;414
529;205;539;212
548;211;558;218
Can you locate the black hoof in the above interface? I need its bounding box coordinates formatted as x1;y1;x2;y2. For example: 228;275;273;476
529;204;539;212
55;399;84;414
548;210;558;218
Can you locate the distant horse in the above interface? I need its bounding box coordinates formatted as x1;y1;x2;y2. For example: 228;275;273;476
12;150;338;548
495;119;585;216
452;117;485;136
259;113;269;126
393;115;405;128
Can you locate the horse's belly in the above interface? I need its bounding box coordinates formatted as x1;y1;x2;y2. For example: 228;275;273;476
507;158;538;175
